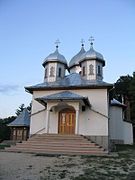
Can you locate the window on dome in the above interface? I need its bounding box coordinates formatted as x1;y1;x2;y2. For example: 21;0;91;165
82;66;86;76
50;66;55;77
45;68;47;78
89;64;94;75
97;65;102;76
58;67;62;77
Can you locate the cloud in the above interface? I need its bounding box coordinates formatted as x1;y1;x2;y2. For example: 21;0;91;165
0;84;19;94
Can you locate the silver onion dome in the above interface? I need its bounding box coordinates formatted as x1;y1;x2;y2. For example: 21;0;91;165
42;47;67;67
69;45;86;68
79;44;105;66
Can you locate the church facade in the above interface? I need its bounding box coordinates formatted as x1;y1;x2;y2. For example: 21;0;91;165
25;39;133;150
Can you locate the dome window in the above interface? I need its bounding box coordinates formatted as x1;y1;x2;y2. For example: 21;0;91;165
89;64;94;75
45;68;48;78
97;65;102;76
82;66;86;76
50;66;55;77
58;67;62;77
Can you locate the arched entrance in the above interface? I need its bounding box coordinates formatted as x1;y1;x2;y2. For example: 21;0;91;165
58;108;76;134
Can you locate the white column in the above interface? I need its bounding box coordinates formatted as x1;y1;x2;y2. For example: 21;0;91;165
46;109;50;133
75;109;79;134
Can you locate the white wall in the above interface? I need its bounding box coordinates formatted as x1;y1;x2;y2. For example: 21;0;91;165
30;88;109;136
109;106;133;144
123;121;133;144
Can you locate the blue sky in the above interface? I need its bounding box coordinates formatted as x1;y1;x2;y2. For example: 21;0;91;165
0;0;135;118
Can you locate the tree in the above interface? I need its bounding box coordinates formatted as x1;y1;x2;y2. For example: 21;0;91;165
15;104;25;116
113;72;135;123
15;103;31;116
0;116;16;141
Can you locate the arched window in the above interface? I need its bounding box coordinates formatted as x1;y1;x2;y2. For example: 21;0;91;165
89;64;94;75
82;66;85;76
45;68;47;78
50;66;55;77
58;67;62;77
97;65;102;76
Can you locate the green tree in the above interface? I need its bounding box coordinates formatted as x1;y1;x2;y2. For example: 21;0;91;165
113;72;135;123
0;116;16;141
15;104;25;116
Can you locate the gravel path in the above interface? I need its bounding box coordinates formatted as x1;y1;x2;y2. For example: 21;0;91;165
0;152;84;180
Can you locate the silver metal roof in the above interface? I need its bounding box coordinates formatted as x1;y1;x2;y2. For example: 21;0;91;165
111;98;126;108
36;91;91;107
42;48;67;67
8;108;30;127
69;46;86;68
25;73;113;93
79;46;105;66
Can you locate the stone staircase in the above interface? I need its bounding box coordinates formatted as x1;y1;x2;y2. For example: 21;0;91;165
5;134;108;155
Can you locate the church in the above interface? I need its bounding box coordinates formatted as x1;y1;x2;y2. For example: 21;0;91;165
25;38;133;151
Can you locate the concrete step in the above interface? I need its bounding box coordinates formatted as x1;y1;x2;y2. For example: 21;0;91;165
5;134;106;155
5;148;107;155
13;144;103;150
16;142;98;147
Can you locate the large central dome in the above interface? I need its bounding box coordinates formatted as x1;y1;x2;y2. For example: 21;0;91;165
42;47;67;67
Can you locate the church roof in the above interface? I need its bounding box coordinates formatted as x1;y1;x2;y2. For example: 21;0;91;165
79;45;105;66
111;98;126;108
8;108;30;127
36;91;91;107
25;73;113;93
42;47;67;67
69;45;86;68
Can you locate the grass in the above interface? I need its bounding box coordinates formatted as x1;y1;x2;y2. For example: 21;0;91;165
39;144;135;180
0;144;10;149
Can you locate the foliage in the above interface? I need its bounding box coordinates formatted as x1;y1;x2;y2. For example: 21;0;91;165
113;72;135;123
15;103;31;116
0;116;16;141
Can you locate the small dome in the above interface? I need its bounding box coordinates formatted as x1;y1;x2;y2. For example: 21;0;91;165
42;48;67;67
69;45;86;68
79;45;105;66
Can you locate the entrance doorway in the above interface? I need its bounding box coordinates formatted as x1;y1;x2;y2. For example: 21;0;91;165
58;109;75;134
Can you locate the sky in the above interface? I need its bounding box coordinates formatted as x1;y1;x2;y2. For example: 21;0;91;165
0;0;135;118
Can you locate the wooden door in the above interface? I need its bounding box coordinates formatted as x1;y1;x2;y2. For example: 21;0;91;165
58;111;75;134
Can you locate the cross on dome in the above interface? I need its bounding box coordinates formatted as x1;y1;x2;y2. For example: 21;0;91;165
80;39;85;47
88;36;94;46
55;39;60;49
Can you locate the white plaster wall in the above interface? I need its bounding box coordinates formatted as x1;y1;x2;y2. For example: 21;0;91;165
123;121;133;144
109;106;123;140
30;88;109;136
109;106;133;144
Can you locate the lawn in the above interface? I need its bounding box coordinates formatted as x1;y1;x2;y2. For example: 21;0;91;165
39;145;135;180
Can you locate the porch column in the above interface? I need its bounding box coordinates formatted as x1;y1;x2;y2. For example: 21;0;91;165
75;109;79;134
46;109;50;133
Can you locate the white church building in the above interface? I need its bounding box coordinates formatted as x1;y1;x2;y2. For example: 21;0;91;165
25;39;133;150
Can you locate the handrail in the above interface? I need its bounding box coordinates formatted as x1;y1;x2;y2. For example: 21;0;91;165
30;127;46;137
91;108;108;118
31;108;46;116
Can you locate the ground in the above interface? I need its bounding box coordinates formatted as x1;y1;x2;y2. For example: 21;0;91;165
0;145;135;180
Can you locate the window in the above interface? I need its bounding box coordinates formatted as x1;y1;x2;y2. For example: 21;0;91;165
89;64;94;75
45;68;47;78
82;66;86;76
97;65;102;76
58;67;62;77
50;66;55;77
